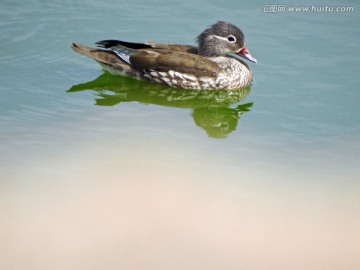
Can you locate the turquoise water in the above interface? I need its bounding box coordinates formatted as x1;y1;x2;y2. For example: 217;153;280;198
1;0;359;269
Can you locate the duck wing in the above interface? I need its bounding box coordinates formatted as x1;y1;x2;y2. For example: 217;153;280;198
102;42;219;78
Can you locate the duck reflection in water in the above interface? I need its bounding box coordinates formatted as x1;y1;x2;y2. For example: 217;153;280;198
68;73;253;139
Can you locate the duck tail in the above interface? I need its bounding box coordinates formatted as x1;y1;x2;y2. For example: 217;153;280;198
71;43;124;66
71;43;97;58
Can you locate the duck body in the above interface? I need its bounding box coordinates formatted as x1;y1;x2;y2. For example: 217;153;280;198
71;21;256;90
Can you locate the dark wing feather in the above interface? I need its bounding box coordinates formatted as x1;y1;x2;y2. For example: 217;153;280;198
97;40;198;54
96;40;153;49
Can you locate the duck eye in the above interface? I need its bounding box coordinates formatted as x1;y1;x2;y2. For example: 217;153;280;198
227;35;236;43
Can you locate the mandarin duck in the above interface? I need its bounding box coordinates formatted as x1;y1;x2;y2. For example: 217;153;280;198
71;21;256;90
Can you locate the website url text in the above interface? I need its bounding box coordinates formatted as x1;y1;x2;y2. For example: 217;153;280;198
261;5;354;13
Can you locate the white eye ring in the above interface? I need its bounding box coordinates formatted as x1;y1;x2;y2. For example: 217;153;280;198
227;35;237;43
211;35;238;43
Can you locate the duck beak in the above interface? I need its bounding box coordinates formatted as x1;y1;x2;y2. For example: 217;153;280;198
236;47;257;63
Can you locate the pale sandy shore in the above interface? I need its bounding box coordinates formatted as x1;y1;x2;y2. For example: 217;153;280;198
1;136;359;270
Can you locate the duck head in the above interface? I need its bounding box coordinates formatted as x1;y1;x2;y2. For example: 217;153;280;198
197;21;257;63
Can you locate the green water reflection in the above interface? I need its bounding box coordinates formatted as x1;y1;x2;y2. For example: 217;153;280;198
68;73;253;138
